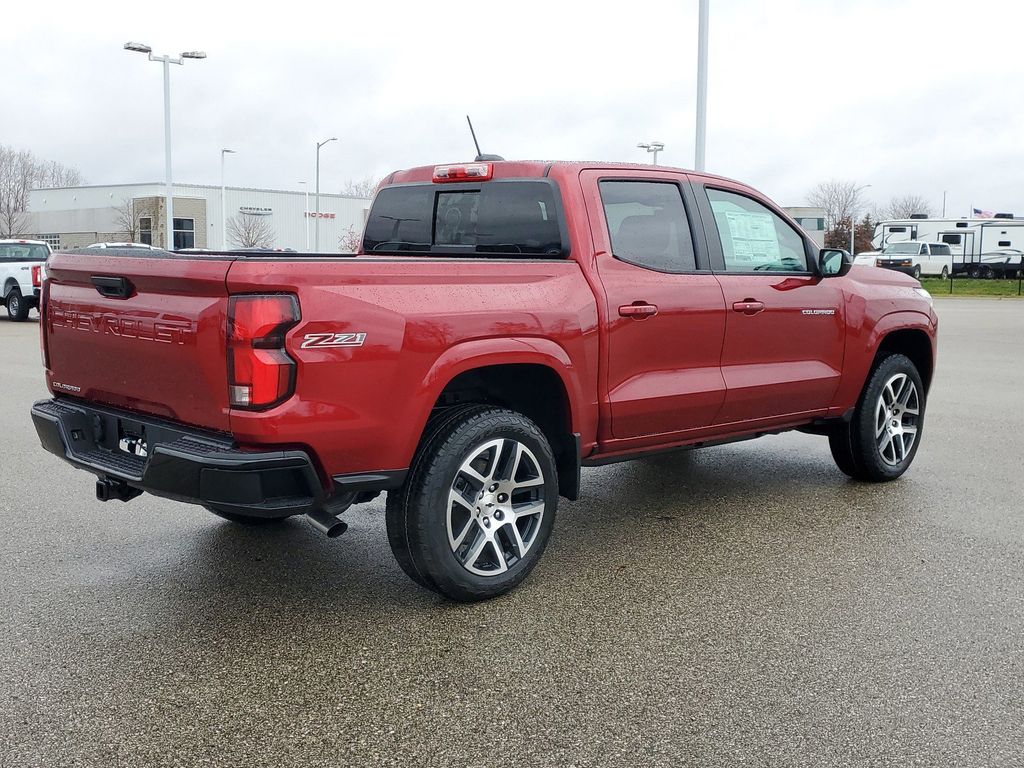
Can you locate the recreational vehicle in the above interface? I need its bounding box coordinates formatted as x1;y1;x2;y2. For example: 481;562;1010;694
873;217;1024;278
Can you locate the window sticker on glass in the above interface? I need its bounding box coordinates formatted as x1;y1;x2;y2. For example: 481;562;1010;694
720;210;781;264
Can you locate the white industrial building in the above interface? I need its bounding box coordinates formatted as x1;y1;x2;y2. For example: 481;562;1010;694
782;206;827;247
26;183;372;252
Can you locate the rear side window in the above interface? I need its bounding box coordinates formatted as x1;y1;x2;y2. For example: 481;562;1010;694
598;181;696;272
363;181;565;257
932;244;951;256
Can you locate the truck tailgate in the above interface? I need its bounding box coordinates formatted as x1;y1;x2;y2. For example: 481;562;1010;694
43;252;234;432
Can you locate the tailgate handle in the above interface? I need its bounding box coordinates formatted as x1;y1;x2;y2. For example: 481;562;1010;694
91;275;133;299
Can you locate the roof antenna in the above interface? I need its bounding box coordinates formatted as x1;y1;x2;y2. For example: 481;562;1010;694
466;115;504;162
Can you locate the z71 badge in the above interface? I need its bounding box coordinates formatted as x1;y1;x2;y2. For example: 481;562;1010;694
301;332;367;349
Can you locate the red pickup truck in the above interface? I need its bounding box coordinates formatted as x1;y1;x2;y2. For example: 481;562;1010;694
31;160;937;601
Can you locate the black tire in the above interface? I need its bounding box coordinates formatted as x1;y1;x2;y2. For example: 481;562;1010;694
6;289;29;321
385;404;487;592
386;405;558;602
828;353;925;482
940;266;949;280
911;264;921;279
205;506;293;525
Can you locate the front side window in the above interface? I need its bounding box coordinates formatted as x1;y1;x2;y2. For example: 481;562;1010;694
598;181;696;272
363;181;565;257
706;188;808;272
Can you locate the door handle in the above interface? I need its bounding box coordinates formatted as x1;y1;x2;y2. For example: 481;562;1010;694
619;302;658;319
732;299;765;316
91;275;134;300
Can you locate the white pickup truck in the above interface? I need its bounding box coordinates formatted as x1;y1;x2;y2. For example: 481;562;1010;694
1;239;50;321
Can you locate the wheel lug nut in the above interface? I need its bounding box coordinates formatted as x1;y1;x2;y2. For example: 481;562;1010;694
495;510;504;521
497;493;508;503
483;518;491;528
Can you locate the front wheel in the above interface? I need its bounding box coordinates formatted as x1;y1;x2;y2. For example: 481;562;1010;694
940;266;949;280
386;405;558;602
6;289;29;321
911;264;921;279
829;353;926;482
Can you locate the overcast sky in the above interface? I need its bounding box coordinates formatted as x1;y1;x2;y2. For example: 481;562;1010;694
4;0;1022;216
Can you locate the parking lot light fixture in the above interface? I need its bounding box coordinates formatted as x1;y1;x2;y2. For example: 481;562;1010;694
637;141;665;165
851;183;872;255
298;181;310;251
315;137;337;252
221;149;235;250
124;42;206;250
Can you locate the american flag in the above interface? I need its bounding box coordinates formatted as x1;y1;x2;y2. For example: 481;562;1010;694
973;207;995;218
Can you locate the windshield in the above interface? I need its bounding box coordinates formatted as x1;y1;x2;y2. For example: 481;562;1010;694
0;242;48;262
363;181;566;257
883;243;921;255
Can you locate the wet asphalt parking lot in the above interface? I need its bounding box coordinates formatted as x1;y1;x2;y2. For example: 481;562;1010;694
1;298;1022;767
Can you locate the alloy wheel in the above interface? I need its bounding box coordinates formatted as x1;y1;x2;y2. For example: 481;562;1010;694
446;438;546;577
874;373;920;466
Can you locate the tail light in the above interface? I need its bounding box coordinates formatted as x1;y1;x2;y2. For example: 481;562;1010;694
227;294;300;409
433;163;493;182
31;265;42;287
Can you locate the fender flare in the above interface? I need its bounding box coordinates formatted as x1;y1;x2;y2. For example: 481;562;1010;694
398;336;586;471
834;309;936;411
3;278;19;299
865;309;935;353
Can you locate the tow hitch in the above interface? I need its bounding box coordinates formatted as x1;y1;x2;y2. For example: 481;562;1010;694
96;477;144;503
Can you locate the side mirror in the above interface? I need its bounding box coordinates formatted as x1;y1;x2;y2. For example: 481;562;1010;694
818;248;851;277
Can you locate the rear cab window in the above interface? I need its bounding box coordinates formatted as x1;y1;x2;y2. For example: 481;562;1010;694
363;181;567;257
0;243;49;262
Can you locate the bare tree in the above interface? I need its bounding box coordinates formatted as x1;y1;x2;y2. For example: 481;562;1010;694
807;180;868;233
340;177;380;198
113;198;141;242
0;144;84;237
881;194;934;220
227;213;275;249
338;224;362;252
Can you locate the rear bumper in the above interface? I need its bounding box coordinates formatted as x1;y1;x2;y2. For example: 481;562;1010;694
31;398;326;517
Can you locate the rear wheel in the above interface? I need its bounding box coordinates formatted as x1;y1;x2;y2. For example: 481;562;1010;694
205;506;293;525
386;405;558;602
6;289;29;321
828;353;925;482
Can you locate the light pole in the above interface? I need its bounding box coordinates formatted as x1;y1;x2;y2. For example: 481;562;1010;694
851;183;872;255
220;148;235;250
637;142;665;165
695;0;709;171
315;137;337;251
298;181;310;251
124;42;206;250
